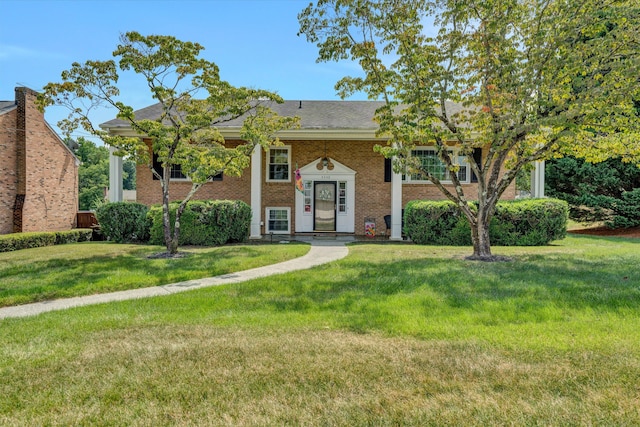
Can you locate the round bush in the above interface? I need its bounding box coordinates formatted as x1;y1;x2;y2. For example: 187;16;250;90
95;202;150;243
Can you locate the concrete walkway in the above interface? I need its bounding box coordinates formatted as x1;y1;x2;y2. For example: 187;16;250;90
0;239;349;320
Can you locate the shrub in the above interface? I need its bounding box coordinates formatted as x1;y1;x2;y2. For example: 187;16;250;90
0;232;55;253
608;189;640;228
95;202;150;243
490;199;568;245
404;201;472;245
546;156;640;227
54;229;94;245
405;198;568;246
148;200;251;246
0;229;93;253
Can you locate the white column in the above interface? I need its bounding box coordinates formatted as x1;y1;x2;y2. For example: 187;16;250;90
531;160;545;198
108;146;123;202
250;146;263;239
390;157;403;240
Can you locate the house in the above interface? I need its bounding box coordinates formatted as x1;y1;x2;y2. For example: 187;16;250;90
0;87;79;235
102;100;531;240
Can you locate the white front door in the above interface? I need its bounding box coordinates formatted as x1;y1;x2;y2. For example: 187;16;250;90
314;181;336;231
295;158;356;233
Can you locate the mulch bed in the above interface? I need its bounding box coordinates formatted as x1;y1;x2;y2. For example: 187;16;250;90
568;226;640;239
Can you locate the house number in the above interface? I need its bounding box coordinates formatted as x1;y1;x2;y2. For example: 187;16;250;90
321;175;331;179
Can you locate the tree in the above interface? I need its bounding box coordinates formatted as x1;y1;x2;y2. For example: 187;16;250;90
122;158;136;191
68;138;136;210
546;156;640;227
299;0;640;260
70;137;109;210
39;32;299;255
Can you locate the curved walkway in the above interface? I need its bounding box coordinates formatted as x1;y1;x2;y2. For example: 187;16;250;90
0;239;349;320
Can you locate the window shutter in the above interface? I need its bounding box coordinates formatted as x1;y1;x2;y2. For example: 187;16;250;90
152;153;163;180
384;158;392;182
471;148;482;183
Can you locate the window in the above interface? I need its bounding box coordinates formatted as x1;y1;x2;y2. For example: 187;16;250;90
169;164;188;180
266;207;290;234
303;181;312;214
405;148;469;184
153;153;188;181
267;147;290;181
338;182;347;214
152;153;222;181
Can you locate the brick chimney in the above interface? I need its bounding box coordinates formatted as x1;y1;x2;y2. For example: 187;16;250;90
12;87;32;231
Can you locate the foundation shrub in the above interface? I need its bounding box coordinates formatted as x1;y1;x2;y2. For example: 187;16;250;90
147;200;251;246
95;202;150;243
405;198;568;246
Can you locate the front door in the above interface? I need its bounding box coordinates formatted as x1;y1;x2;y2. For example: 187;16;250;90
314;181;336;231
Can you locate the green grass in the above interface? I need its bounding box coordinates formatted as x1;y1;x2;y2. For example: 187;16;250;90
0;242;309;307
1;235;640;425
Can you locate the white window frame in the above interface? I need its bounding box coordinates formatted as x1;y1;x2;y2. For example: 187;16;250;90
337;181;347;215
303;181;313;215
169;164;189;181
168;169;223;182
153;154;222;182
265;207;291;234
266;146;291;182
404;147;470;184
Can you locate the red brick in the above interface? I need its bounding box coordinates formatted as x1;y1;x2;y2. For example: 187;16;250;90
0;87;79;234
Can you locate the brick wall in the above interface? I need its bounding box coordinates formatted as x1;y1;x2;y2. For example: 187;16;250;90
0;107;18;234
135;139;252;206
134;138;516;236
285;140;390;235
5;87;79;233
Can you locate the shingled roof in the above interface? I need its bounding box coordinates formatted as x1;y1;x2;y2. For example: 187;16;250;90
0;100;17;115
101;100;385;131
100;99;466;133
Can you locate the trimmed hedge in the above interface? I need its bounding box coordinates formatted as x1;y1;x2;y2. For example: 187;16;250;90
404;198;568;246
0;229;93;253
54;229;94;245
148;200;252;246
95;202;150;243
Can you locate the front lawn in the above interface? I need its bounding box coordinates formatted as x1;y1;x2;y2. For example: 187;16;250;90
1;235;639;425
0;242;309;307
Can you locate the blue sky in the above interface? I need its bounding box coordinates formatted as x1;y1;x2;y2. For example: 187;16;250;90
1;0;366;141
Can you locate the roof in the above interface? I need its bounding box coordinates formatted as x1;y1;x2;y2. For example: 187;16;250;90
0;100;17;116
100;99;466;140
101;100;386;130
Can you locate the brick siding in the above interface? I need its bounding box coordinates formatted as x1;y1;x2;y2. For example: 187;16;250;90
0;87;79;234
0;107;18;234
135;137;515;236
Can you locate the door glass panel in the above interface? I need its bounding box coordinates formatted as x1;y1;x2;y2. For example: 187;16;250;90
314;182;336;231
338;181;346;214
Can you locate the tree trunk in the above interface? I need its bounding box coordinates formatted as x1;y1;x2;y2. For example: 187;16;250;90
169;198;191;255
170;217;180;255
466;197;498;261
470;218;493;260
162;192;172;255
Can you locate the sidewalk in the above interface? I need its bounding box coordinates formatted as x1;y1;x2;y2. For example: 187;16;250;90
0;239;348;320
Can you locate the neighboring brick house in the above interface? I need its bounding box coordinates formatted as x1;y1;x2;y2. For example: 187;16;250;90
102;100;518;239
0;87;79;234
